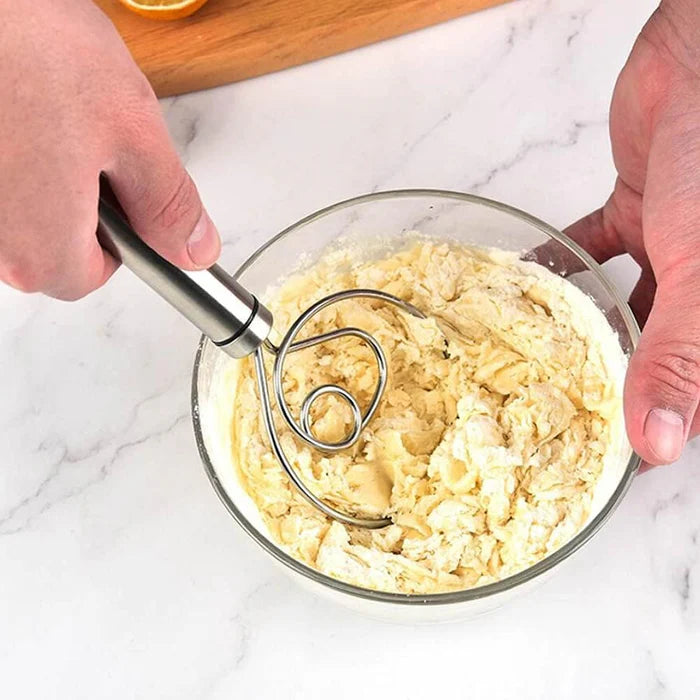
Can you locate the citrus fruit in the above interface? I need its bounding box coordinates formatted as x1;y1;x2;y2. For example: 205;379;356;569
118;0;210;21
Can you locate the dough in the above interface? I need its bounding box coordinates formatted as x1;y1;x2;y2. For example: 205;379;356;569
229;241;627;594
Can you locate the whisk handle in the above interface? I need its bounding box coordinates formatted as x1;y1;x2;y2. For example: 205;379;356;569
97;190;272;359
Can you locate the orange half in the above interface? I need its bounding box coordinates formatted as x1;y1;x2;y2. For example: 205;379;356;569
118;0;210;21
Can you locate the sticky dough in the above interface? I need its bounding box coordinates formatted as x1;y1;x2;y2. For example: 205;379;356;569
229;241;627;594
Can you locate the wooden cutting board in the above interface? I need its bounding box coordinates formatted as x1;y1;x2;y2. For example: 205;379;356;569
95;0;511;97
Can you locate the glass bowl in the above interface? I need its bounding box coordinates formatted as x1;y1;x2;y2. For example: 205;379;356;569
191;190;641;622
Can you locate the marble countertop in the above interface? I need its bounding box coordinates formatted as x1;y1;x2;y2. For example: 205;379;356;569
2;0;699;697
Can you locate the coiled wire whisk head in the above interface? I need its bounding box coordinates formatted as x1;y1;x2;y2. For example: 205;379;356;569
252;289;425;529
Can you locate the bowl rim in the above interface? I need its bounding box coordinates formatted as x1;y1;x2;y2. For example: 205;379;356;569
191;188;641;606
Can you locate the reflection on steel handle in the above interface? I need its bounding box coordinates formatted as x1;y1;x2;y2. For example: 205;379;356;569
97;197;272;358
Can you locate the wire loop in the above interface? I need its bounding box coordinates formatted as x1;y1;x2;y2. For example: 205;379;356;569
254;289;425;528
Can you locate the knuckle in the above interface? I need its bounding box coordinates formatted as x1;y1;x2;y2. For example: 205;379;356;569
647;349;700;400
151;172;199;232
131;71;157;105
96;74;156;131
111;80;160;147
118;70;158;115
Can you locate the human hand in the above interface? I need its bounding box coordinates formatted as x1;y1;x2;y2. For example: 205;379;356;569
0;0;220;301
564;0;700;466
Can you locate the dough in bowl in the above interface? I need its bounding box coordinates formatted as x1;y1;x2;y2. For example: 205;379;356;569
228;241;627;594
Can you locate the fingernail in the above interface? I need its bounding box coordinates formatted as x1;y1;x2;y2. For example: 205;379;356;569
187;210;221;267
643;408;685;463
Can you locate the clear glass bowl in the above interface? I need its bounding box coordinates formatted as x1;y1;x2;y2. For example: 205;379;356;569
191;190;641;622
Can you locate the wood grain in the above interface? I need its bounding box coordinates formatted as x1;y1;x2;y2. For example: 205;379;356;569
95;0;511;97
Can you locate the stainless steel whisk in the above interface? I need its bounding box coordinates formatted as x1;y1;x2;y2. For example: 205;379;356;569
98;194;424;529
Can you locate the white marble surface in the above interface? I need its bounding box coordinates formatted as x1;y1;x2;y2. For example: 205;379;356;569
2;0;699;697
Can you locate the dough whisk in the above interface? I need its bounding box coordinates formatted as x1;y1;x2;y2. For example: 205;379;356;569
98;192;424;529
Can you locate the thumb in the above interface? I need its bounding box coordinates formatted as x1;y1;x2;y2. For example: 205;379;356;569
625;104;700;466
624;265;700;465
105;106;221;270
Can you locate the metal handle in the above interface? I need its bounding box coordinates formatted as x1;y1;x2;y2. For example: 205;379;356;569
97;195;272;359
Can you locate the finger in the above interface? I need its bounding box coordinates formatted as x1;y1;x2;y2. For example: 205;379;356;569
0;177;119;300
524;178;638;276
565;178;644;264
563;208;623;265
624;275;700;467
50;236;119;302
625;258;700;465
624;239;700;466
0;234;117;300
627;266;656;328
49;176;120;299
105;94;220;271
623;106;700;466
